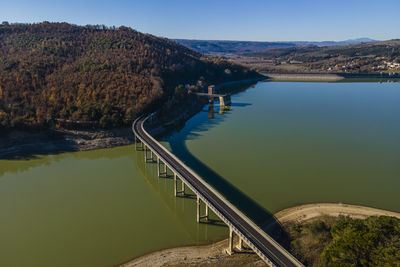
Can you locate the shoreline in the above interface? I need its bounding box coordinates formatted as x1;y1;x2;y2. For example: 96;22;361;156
0;127;133;159
2;75;397;159
262;73;344;81
261;72;400;82
121;203;400;267
0;78;262;159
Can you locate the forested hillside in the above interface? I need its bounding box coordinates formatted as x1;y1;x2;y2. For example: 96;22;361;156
235;39;400;74
0;22;259;131
174;38;376;55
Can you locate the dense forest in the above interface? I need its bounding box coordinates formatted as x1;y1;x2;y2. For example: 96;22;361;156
0;22;259;131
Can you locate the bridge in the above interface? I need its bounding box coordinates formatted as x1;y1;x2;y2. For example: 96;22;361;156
132;115;303;267
193;92;232;108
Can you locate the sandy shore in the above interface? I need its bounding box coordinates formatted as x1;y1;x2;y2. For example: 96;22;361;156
121;203;400;267
274;203;400;224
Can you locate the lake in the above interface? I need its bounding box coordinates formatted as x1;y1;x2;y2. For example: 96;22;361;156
1;80;399;266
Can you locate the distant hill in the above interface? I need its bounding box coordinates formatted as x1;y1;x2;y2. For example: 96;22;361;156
235;39;400;74
173;38;377;55
292;38;377;47
0;22;259;131
173;39;297;55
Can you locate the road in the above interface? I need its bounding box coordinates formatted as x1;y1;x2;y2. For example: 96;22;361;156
133;115;303;267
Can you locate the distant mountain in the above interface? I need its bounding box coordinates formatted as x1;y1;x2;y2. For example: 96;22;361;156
173;39;297;55
293;38;377;47
174;38;377;55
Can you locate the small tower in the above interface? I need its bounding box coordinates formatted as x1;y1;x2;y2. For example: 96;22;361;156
208;85;215;95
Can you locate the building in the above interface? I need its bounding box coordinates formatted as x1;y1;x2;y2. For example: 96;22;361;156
208;85;216;95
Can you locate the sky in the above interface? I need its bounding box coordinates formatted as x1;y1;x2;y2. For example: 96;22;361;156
1;0;399;42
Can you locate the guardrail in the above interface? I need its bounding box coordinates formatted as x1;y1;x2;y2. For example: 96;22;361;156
132;115;304;267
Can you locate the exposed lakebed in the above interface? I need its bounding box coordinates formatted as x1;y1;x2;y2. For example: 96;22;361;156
1;81;399;266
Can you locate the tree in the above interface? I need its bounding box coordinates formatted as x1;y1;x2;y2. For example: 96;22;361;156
319;216;400;267
0;22;259;130
174;84;186;99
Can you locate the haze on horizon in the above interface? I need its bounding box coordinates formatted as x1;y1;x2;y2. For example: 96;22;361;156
1;0;400;42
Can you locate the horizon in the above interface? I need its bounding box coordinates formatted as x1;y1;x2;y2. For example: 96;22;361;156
1;0;399;42
0;21;387;43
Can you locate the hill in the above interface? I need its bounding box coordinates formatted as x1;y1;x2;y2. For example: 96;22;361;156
173;38;377;55
0;22;259;131
173;39;297;55
230;39;400;74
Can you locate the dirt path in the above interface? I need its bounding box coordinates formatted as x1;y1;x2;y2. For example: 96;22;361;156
121;203;400;267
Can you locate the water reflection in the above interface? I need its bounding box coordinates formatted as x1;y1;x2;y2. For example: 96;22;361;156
0;146;133;176
132;146;229;242
161;82;289;245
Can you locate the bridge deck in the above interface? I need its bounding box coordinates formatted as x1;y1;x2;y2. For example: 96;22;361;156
193;92;228;97
132;116;303;267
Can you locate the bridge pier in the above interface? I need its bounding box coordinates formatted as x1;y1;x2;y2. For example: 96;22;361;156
134;135;144;151
175;177;185;196
236;237;243;251
157;157;167;177
158;160;167;177
174;173;177;196
144;145;151;162
133;116;303;267
144;147;154;162
196;196;209;223
157;158;160;177
226;227;235;255
163;163;168;177
225;227;244;254
219;95;231;109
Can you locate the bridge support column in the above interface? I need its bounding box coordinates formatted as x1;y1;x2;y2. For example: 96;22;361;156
135;136;143;151
179;180;185;195
174;173;177;196
156;158;168;177
175;176;185;196
164;163;168;177
134;134;137;150
157;158;160;177
219;96;225;108
196;197;209;223
145;148;154;163
197;196;200;223
236;237;243;251
226;227;234;255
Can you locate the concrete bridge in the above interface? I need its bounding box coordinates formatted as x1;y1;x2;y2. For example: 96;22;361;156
132;115;303;267
193;92;232;108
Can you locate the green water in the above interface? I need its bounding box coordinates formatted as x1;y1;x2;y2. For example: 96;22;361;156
162;81;400;219
1;81;399;266
0;147;227;267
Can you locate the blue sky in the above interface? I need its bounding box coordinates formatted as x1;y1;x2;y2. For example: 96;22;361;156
1;0;399;41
